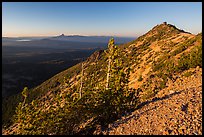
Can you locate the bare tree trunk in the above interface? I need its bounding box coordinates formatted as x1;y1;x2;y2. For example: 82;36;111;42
106;57;111;90
21;98;26;110
79;62;84;98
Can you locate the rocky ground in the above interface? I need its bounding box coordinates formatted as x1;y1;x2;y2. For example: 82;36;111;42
100;67;202;135
3;67;202;135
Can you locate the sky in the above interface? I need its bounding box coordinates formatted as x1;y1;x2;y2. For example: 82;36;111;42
2;2;202;37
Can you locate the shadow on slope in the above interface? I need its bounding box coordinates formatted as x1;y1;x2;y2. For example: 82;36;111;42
102;90;183;133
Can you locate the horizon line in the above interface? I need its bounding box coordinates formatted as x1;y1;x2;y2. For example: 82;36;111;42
2;34;137;38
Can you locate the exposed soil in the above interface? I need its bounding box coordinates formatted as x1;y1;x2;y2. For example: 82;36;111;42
101;67;202;135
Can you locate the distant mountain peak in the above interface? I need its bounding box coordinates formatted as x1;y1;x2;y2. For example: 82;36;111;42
59;34;65;37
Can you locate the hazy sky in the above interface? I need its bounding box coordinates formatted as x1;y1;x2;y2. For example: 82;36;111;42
2;2;202;37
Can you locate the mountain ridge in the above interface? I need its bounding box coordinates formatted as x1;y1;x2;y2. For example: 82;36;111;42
3;35;135;45
45;34;136;44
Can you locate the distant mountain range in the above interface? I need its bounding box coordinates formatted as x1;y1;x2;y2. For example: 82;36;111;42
2;35;136;44
46;34;135;43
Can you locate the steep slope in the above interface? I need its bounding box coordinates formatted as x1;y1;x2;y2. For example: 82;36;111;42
2;22;202;135
102;67;202;135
